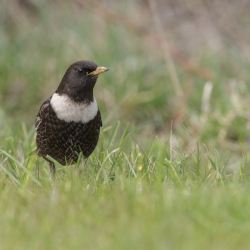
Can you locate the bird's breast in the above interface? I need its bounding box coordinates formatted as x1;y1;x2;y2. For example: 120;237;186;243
50;93;98;123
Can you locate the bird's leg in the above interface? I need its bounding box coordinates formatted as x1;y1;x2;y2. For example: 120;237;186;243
37;164;40;180
77;156;87;176
49;161;56;179
42;156;56;179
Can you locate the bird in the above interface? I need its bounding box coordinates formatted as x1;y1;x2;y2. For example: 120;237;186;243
35;60;109;177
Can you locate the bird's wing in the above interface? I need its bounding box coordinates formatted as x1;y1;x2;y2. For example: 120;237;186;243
98;109;102;127
35;97;52;131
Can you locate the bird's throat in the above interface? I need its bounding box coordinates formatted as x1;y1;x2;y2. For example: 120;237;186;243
73;91;94;103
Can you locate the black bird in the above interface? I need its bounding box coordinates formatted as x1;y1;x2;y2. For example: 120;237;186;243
35;60;109;177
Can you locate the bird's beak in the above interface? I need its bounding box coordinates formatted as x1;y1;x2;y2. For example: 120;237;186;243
88;66;109;76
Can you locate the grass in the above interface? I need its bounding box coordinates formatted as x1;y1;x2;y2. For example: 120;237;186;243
1;121;250;250
1;1;250;249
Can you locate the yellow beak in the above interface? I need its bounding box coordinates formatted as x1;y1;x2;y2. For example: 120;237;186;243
88;66;109;76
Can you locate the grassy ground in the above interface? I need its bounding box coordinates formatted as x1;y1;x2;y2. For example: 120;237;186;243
1;1;250;249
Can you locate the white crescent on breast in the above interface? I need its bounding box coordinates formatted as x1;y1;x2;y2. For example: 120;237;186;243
50;93;98;123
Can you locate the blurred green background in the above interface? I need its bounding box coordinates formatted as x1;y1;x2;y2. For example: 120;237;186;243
1;0;250;142
0;4;249;115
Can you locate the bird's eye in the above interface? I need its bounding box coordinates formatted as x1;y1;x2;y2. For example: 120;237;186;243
78;68;84;74
85;69;92;75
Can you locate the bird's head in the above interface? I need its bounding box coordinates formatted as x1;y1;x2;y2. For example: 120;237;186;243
56;60;109;103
